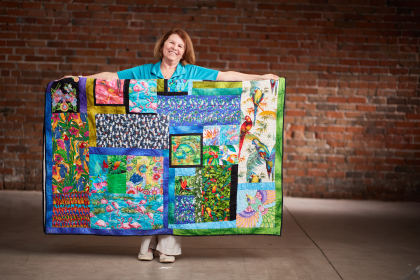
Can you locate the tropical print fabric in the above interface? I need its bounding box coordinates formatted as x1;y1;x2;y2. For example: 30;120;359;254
51;78;79;113
44;78;285;236
128;80;157;113
51;113;89;193
95;79;125;105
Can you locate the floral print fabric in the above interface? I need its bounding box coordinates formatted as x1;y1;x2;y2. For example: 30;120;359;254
126;156;164;195
236;189;276;228
95;79;124;105
51;113;89;193
51;78;79;113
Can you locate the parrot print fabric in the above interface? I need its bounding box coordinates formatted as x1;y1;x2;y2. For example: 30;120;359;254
44;77;285;236
238;81;279;184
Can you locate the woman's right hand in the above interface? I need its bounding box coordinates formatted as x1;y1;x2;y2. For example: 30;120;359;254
56;75;80;82
261;74;279;80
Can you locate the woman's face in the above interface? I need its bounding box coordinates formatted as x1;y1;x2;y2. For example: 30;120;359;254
162;33;185;64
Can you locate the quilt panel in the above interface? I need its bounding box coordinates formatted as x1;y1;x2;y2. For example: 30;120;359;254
43;78;285;236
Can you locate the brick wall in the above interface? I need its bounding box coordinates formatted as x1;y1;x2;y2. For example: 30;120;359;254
0;0;419;200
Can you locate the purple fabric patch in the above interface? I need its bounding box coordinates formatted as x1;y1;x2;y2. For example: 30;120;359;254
78;77;87;113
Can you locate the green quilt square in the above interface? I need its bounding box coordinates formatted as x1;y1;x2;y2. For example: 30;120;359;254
203;146;220;166
195;165;232;223
107;173;126;193
170;134;202;167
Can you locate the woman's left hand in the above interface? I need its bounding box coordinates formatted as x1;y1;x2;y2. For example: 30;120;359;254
261;74;279;80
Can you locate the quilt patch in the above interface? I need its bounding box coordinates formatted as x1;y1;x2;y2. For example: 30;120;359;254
44;77;285;236
52;192;90;228
96;114;169;149
94;79;125;105
51;113;89;193
51;78;79;113
170;134;203;167
128;79;157;113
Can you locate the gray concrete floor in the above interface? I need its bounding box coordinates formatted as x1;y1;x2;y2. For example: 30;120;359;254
0;191;419;280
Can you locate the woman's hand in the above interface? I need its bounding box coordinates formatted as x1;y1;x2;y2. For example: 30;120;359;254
217;71;279;81
56;75;80;82
261;74;279;80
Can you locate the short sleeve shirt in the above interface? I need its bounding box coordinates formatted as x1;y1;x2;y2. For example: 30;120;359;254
117;61;219;80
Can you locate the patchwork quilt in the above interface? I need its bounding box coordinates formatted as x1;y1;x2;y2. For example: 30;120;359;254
43;78;285;236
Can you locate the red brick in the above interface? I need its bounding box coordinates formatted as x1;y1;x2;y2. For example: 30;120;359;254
0;0;418;200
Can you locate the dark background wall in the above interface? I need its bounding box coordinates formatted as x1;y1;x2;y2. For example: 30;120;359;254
0;0;419;200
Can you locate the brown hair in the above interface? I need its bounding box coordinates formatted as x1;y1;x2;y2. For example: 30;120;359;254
153;28;196;65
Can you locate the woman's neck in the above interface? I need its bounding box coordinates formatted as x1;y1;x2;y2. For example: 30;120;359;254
160;58;178;79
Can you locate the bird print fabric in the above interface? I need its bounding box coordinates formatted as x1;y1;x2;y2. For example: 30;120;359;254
239;81;279;184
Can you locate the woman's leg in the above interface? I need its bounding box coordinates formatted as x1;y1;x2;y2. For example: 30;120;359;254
138;235;157;260
139;235;157;254
156;235;181;256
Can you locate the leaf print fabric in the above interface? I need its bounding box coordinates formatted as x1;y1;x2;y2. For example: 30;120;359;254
170;134;202;167
52;113;89;193
199;166;232;223
168;79;191;93
174;196;195;224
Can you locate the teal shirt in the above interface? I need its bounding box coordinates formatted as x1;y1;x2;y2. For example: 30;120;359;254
117;61;219;80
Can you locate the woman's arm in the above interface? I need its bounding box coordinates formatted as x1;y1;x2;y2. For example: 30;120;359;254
59;72;118;81
85;72;118;79
216;71;279;81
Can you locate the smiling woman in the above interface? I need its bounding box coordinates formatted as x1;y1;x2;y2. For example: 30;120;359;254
69;28;278;82
59;28;279;263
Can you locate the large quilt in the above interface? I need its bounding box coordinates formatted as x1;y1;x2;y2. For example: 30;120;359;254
43;78;285;236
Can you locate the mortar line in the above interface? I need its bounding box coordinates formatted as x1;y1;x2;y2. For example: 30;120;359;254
285;205;344;280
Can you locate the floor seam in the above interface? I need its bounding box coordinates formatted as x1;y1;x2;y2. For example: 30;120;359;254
285;205;344;280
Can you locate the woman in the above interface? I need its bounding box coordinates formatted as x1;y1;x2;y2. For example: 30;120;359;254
74;28;278;263
79;28;279;82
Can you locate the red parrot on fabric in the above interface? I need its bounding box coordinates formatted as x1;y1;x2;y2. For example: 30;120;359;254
207;150;218;165
179;178;192;192
238;115;252;158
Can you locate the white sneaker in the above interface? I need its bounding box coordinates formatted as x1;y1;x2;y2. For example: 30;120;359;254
138;249;154;261
159;253;175;263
